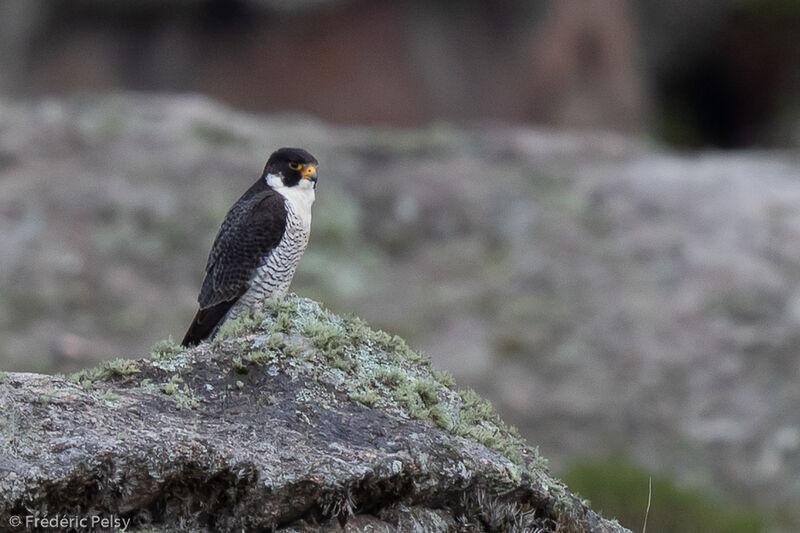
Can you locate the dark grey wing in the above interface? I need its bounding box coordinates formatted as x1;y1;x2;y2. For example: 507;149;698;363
181;183;287;346
200;185;288;308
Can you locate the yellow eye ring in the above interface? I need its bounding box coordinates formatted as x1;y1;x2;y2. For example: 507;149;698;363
288;162;302;171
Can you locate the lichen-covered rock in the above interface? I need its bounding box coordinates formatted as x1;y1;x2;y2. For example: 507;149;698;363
0;296;628;532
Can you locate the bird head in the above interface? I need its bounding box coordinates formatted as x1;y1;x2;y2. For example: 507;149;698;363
263;147;319;190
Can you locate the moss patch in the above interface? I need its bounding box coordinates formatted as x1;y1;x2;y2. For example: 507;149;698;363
69;358;139;389
214;311;267;343
150;336;183;361
349;390;380;407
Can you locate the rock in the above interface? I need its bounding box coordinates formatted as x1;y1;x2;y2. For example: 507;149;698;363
0;296;628;532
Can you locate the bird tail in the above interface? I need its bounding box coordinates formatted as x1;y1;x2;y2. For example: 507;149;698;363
181;300;236;346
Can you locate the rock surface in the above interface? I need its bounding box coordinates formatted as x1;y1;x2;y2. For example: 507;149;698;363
0;296;627;532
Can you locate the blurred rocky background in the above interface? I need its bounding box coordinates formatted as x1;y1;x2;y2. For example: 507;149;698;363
1;1;800;532
2;0;800;147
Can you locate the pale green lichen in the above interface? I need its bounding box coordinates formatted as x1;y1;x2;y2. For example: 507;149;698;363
245;349;275;365
214;311;266;344
98;388;120;405
453;388;526;465
341;314;372;347
264;298;298;317
69;358;139;389
414;379;440;407
281;340;305;359
303;321;346;354
174;384;201;409
348;390;379;407
232;356;248;374
261;331;285;350
149;336;183;361
154;372;200;409
389;378;429;418
148;342;192;373
374;367;406;386
162;374;182;395
274;313;293;333
431;368;456;388
262;299;298;334
427;403;454;431
37;393;53;405
104;359;139;377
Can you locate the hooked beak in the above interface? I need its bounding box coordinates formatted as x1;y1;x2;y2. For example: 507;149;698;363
302;165;318;188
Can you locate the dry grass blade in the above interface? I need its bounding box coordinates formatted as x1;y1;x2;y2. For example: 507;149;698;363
642;476;652;533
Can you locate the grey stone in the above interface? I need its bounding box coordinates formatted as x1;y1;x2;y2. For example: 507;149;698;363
0;295;629;533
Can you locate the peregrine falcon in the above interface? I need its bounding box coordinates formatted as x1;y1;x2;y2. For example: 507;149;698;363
181;147;319;346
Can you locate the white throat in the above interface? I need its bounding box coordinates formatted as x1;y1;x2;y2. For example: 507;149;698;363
266;173;315;229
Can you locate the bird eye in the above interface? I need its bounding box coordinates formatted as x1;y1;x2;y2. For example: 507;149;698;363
288;162;302;171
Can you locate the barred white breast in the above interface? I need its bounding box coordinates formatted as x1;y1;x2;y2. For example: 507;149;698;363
226;176;315;321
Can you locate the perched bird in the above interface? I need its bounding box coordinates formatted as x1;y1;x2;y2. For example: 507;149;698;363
181;147;318;346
